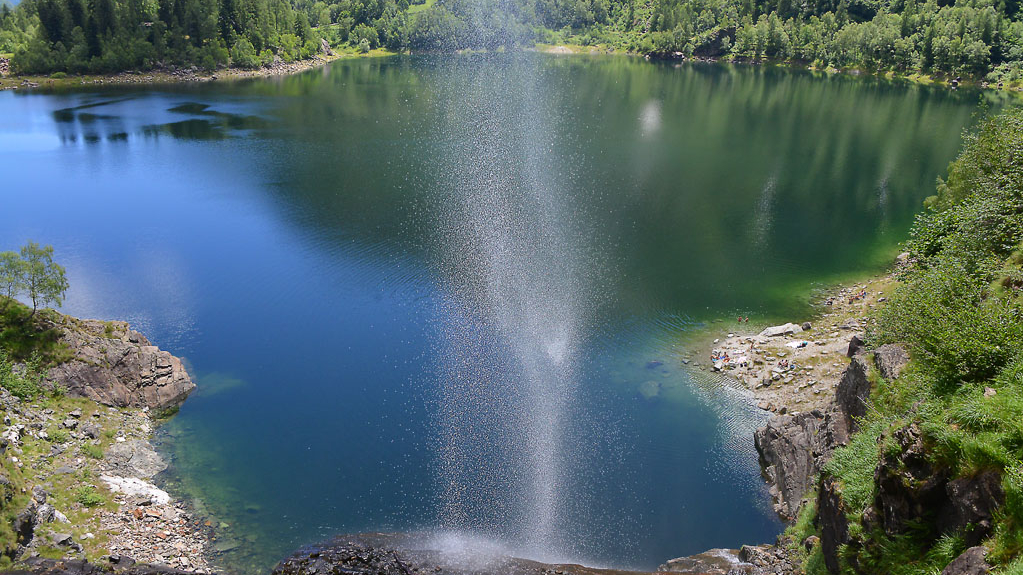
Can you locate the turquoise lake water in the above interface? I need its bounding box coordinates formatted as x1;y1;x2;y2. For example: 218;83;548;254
0;54;996;572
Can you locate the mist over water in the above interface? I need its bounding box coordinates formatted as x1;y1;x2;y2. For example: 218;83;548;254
431;56;600;561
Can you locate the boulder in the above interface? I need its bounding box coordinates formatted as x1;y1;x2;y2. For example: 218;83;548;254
835;356;871;433
874;344;910;381
758;323;803;337
816;477;849;575
99;475;171;505
103;440;167;479
938;471;1004;546
941;547;990;575
43;318;195;414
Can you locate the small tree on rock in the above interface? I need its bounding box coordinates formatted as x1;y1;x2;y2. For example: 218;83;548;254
19;241;68;318
0;251;25;312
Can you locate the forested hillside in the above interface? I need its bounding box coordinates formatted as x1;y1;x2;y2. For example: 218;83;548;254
0;0;1021;82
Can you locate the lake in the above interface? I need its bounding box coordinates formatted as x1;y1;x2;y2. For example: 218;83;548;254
0;54;992;572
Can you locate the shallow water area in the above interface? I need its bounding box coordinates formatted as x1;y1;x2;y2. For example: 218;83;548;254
0;53;995;573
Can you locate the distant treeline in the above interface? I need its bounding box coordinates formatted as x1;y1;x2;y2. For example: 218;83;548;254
0;0;1021;82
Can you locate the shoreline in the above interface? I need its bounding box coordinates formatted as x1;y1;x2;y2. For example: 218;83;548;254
686;266;900;416
1;312;218;573
3;43;1021;96
0;49;397;92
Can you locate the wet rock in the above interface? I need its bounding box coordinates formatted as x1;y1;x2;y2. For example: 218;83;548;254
660;548;751;573
801;322;812;331
835;356;870;433
874;344;909;380
941;547;990;575
938;471;1004;546
816;477;849;574
43;317;195;413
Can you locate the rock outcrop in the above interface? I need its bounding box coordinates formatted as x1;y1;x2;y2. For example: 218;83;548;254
43;317;195;413
941;547;991;575
874;423;948;536
273;534;658;575
659;548;751;574
938;472;1004;546
815;477;849;575
754;411;837;519
873;344;910;380
834;355;870;434
753;339;868;520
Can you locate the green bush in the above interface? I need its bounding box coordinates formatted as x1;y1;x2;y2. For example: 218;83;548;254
74;485;104;507
231;38;260;69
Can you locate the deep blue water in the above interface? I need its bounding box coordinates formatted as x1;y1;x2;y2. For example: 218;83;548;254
0;54;994;572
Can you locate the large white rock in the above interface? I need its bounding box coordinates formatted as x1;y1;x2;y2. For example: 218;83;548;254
99;475;170;505
758;323;804;337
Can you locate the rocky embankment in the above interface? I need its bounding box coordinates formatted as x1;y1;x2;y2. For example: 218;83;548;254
0;40;341;92
2;313;212;573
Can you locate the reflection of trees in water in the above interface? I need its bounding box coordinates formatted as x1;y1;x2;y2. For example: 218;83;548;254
51;98;268;143
230;56;989;318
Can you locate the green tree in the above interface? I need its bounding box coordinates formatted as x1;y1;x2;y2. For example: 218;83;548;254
19;242;68;318
0;251;25;313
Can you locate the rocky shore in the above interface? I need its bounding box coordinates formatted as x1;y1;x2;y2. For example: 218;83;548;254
2;312;213;573
0;48;346;92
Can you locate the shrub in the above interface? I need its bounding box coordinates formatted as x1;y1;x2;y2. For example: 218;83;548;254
74;485;104;507
231;38;260;69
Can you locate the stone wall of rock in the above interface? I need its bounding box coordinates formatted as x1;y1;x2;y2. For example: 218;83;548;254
42;317;195;414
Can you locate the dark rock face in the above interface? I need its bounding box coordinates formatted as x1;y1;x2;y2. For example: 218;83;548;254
846;335;866;358
874;344;910;381
835;356;871;433
755;412;829;519
941;547;991;575
874;424;948;536
816;477;849;575
43;318;195;413
273;534;656;575
938;472;1004;546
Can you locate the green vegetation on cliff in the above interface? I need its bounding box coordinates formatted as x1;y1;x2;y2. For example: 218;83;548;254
793;107;1023;574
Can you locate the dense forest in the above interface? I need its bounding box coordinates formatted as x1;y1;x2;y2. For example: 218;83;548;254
0;0;1021;81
